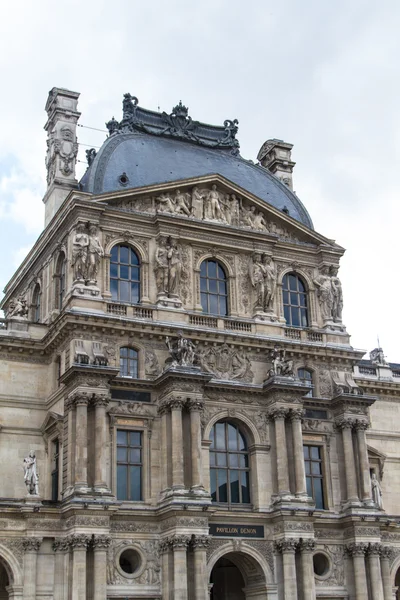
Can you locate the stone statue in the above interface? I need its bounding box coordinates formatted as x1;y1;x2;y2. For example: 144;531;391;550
249;253;266;311
268;346;294;377
166;333;197;368
86;224;104;284
330;265;343;322
370;347;388;367
206;185;224;221
191;187;204;219
242;205;257;228
166;239;182;297
313;266;334;321
253;211;268;231
371;473;383;509
72;223;89;282
174;189;191;216
155;238;169;295
262;254;277;310
229;194;240;226
85;148;97;167
8;295;28;319
156;193;175;214
198;343;253;382
105;117;119;136
23;451;39;496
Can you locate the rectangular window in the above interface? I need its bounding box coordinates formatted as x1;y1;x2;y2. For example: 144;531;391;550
51;439;60;501
303;445;325;509
117;430;142;501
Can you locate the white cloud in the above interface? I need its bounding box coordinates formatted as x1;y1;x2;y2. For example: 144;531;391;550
13;244;34;268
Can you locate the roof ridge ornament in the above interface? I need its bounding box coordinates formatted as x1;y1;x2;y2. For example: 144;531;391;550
105;93;240;155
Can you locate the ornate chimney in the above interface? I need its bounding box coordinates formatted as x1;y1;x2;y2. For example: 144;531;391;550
43;87;81;226
257;139;295;190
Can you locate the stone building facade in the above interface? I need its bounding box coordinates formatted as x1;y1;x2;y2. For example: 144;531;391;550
0;87;399;600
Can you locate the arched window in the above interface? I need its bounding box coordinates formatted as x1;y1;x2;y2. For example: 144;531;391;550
298;368;313;397
110;245;140;304
210;421;250;505
282;273;308;327
120;347;138;378
200;259;228;316
55;254;66;310
32;284;41;323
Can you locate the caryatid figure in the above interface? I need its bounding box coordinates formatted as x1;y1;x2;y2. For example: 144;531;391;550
23;451;39;496
155;237;169;295
313;265;334;321
330;265;343;322
249;253;266;311
166;239;182;297
262;254;276;311
71;223;89;281
87;224;104;283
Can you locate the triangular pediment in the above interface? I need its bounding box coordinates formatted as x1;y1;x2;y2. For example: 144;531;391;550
94;174;341;250
41;411;63;435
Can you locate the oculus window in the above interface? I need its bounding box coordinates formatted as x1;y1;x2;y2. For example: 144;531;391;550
111;245;140;304
283;273;308;327
210;421;250;505
200;259;228;316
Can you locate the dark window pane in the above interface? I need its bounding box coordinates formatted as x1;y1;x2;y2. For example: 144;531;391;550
305;461;311;475
216;453;227;467
120;281;130;302
209;279;218;293
210;427;215;448
130;249;139;265
131;267;140;281
230;470;240;503
210;452;216;466
228;424;237;450
110;279;118;300
218;469;227;502
306;477;313;498
210;469;217;501
117;430;128;445
290;292;299;306
311;461;321;475
111;246;119;261
120;265;129;279
208;261;217;278
209;295;218;315
117;448;127;462
217;264;226;279
289;275;298;291
130;448;141;463
230;454;239;468
241;471;250;503
201;293;208;312
311;447;320;459
216;423;225;449
240;454;248;468
117;465;128;500
283;291;289;304
129;466;141;501
130;431;141;446
219;297;228;316
291;310;300;327
120;246;129;263
314;479;324;509
200;278;208;292
110;263;118;278
303;446;310;458
238;432;246;451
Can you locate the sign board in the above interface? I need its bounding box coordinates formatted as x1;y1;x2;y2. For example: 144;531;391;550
209;524;264;538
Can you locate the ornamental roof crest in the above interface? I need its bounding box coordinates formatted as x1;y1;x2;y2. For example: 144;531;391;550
106;93;240;154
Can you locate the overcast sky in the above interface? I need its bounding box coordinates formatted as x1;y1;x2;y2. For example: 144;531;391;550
0;0;399;362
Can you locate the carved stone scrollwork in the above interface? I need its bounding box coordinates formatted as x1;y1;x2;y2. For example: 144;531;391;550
92;535;112;550
165;333;197;368
187;398;204;412
53;539;70;552
334;417;355;430
268;346;294;378
298;539;316;552
353;420;369;431
367;542;382;556
169;535;191;550
68;534;91;550
7;294;29;320
22;538;42;552
288;408;305;422
168;397;186;411
346;542;368;557
380;546;393;560
198;343;253;382
92;393;110;408
274;539;299;553
191;535;212;550
158;540;170;554
267;407;289;421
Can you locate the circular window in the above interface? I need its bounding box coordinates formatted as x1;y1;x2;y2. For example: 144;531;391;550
119;549;141;575
313;553;330;578
119;172;129;186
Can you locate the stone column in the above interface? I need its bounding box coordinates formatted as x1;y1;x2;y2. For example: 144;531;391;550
158;401;170;494
289;409;308;499
92;535;111;600
380;546;393;600
170;398;185;491
171;535;190;600
65;397;74;494
367;543;384;600
336;418;359;504
275;540;298;600
270;408;291;498
74;393;90;493
192;536;211;600
93;393;110;493
188;398;205;494
160;540;171;600
70;535;90;600
53;540;69;600
299;539;316;600
347;543;368;600
22;538;41;600
355;420;373;505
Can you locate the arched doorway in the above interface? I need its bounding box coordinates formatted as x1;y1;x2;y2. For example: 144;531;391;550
0;561;9;600
210;556;245;600
395;565;400;599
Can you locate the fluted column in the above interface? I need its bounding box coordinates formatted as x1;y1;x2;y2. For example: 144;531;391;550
368;543;384;600
192;536;211;600
170;398;185;491
336;418;359;504
22;538;41;600
380;546;393;600
289;409;308;498
171;535;190;600
70;535;90;600
270;408;291;498
53;540;69;600
188;398;205;493
275;540;298;600
347;543;368;600
93;535;111;600
158;401;170;494
299;539;316;600
65;397;75;494
159;540;171;600
93;393;110;493
355;420;373;505
74;393;90;492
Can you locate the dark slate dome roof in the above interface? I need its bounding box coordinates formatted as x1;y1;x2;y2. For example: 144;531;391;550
80;96;313;228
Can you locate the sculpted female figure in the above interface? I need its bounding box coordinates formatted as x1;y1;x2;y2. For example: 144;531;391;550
249;253;266;311
87;224;104;283
262;254;276;311
191;187;204;219
313;266;334;321
24;451;39;495
72;223;89;281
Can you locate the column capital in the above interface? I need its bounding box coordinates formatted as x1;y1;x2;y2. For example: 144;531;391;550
367;542;382;556
346;542;368;557
187;398;204;412
169;397;186;411
68;534;90;550
335;416;355;430
191;535;211;549
288;408;305;422
92;393;110;408
92;535;111;550
23;538;42;552
267;407;289;421
53;539;70;552
354;419;370;431
380;545;394;560
274;539;299;554
169;534;191;550
159;539;170;554
298;538;316;553
65;396;75;412
73;392;91;407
